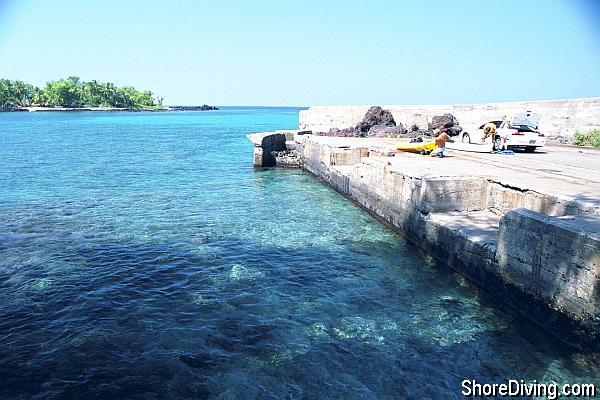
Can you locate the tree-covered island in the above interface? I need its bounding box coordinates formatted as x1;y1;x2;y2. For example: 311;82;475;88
0;76;217;111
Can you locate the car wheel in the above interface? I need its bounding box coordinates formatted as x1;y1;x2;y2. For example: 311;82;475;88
462;133;471;143
493;136;502;151
525;146;536;153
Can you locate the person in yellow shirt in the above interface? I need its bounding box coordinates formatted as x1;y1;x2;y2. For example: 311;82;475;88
482;122;496;144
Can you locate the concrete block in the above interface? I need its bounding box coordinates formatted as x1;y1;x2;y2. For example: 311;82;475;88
413;177;489;213
331;168;350;195
487;183;595;216
253;147;264;167
329;147;367;166
497;209;600;318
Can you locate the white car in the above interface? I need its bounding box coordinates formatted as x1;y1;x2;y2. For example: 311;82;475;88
459;112;546;152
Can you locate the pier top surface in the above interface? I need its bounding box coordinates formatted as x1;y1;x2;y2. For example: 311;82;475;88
307;135;600;210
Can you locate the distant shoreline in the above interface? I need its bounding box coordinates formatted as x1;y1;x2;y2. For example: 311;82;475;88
0;105;219;113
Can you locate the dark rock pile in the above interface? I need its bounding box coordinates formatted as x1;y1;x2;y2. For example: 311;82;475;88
318;107;463;138
322;106;406;138
429;113;462;136
355;106;396;133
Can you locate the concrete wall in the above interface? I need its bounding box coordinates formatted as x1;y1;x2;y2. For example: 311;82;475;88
296;135;600;350
497;210;600;320
487;182;600;216
299;97;600;137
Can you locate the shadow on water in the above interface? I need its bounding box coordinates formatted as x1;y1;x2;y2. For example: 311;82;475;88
1;230;599;400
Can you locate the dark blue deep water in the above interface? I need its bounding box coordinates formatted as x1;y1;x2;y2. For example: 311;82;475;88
0;108;598;399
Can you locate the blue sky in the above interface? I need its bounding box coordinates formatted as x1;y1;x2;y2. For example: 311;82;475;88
0;0;598;106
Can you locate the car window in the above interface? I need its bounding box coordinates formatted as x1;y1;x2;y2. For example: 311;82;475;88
512;112;540;130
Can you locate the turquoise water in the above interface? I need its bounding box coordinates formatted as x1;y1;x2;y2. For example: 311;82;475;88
0;108;598;399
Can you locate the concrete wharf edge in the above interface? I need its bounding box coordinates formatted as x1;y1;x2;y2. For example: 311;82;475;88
247;130;600;351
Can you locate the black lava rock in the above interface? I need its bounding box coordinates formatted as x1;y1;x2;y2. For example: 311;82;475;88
355;106;396;133
430;113;462;136
322;106;406;138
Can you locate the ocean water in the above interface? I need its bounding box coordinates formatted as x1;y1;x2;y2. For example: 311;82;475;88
0;108;598;399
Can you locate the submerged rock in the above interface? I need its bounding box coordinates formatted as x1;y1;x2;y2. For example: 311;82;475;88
306;322;329;340
330;316;391;344
29;278;55;291
229;264;264;280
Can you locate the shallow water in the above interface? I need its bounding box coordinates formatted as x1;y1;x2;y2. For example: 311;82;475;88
0;108;598;399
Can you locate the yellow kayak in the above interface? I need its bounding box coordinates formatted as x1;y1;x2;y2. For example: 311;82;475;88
396;140;437;154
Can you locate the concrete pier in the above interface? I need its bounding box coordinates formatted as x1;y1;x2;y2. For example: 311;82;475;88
248;131;600;350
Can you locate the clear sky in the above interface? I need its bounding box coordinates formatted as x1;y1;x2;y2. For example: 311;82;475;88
0;0;598;106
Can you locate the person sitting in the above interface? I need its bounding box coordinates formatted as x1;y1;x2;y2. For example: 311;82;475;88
430;129;451;158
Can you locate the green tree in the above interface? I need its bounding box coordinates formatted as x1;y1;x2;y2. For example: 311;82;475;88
0;79;17;108
1;77;163;110
31;87;47;105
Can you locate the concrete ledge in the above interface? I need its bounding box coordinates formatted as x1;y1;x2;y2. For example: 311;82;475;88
430;211;500;248
487;182;599;216
414;177;489;214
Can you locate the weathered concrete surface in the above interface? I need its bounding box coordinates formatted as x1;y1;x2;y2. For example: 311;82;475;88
431;211;500;248
289;134;600;349
299;97;600;138
497;210;600;343
498;210;599;315
301;136;600;215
